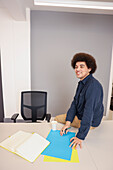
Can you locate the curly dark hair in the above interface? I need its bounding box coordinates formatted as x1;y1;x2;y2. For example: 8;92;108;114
71;52;97;74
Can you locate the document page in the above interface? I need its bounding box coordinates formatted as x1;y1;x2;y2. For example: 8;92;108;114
15;133;50;162
0;131;32;152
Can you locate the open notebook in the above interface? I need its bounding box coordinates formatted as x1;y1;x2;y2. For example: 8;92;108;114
0;130;50;163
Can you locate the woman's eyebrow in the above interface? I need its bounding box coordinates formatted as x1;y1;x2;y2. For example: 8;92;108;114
75;64;85;67
80;64;85;66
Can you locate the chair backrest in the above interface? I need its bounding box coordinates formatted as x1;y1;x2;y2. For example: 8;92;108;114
21;91;47;122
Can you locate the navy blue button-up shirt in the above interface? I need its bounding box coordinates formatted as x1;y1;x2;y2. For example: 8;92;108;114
66;74;104;140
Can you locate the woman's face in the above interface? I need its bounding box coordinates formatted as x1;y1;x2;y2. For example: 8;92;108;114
75;61;91;80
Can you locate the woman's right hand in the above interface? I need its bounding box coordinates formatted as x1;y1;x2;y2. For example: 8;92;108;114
60;123;70;136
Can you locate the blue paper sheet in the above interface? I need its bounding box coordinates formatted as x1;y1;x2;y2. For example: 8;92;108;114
41;130;75;160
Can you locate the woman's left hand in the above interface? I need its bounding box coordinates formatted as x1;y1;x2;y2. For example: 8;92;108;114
69;136;82;149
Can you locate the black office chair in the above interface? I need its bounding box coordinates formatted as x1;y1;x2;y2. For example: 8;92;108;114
11;91;51;123
110;83;113;111
110;96;113;111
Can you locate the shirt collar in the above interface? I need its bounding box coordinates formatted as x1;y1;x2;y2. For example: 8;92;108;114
79;74;92;85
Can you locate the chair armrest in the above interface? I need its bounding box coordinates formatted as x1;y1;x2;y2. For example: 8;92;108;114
11;113;19;123
46;113;51;122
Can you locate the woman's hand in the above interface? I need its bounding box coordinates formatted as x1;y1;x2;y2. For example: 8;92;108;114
60;121;71;136
60;125;70;136
69;136;82;149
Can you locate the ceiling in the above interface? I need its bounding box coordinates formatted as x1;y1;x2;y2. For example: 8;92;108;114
0;0;113;20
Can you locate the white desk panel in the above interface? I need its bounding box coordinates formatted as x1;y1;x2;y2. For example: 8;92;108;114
85;121;113;170
0;121;113;170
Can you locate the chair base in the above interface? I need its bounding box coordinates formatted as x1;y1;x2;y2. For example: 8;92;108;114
46;114;51;122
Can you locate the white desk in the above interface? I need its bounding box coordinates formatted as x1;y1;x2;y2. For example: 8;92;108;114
0;121;113;170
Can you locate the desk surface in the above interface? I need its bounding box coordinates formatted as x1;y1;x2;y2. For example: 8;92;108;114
0;121;113;170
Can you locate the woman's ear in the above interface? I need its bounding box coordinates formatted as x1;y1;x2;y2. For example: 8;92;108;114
88;68;91;73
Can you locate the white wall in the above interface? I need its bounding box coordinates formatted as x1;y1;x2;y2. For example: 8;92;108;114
0;8;31;118
0;7;113;119
31;11;113;117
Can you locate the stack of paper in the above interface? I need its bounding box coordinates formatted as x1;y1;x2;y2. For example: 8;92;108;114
41;130;79;163
0;130;50;163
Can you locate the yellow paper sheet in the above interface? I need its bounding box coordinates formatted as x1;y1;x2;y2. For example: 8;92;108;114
44;149;79;163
